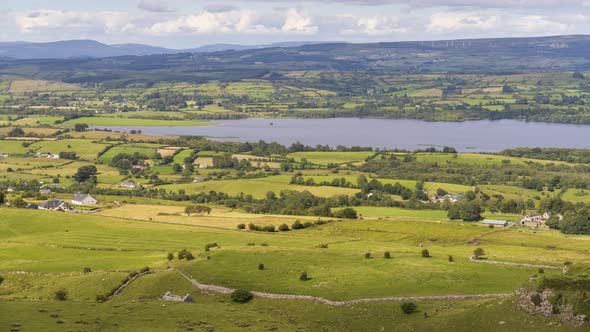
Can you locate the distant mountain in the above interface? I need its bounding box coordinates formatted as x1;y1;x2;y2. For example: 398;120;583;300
0;40;335;59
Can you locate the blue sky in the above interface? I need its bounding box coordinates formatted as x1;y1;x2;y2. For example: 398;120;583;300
1;0;589;48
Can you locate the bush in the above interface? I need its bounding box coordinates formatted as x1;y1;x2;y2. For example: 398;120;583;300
0;275;4;284
258;263;265;270
230;290;253;303
530;293;542;306
318;243;329;248
300;271;309;281
401;302;417;314
185;252;195;260
96;294;108;302
292;220;304;230
140;266;150;273
364;252;372;259
204;243;219;251
167;252;174;260
448;255;454;262
538;268;544;274
333;207;358;219
278;224;290;232
384;251;391;259
237;223;246;230
83;267;92;274
421;249;430;258
54;289;68;301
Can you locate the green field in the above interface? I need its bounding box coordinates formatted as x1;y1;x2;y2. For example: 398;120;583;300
62;117;213;127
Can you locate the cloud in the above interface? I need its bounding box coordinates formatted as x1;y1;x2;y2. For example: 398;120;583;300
137;0;175;13
281;9;318;34
427;12;498;33
15;10;133;34
238;0;590;8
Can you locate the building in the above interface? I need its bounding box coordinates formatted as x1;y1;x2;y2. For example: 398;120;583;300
520;212;562;228
71;193;98;206
0;153;9;158
39;188;52;195
162;291;194;303
198;164;208;169
482;219;509;227
121;181;140;189
35;152;60;159
25;203;39;209
6;186;16;193
192;178;206;183
39;199;70;211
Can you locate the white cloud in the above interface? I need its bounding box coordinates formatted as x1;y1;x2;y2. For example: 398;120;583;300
15;10;132;34
427;12;499;33
354;15;405;35
281;8;318;34
509;15;571;34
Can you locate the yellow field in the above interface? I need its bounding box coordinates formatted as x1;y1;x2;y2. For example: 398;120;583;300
9;79;80;94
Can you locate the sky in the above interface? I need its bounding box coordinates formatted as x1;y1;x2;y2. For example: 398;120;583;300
1;0;590;48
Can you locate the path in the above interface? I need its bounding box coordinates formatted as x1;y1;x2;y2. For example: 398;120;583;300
176;269;511;307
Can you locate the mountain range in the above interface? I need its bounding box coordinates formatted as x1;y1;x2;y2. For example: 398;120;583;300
0;40;335;59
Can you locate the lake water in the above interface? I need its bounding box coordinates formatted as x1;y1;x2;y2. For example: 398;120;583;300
92;118;590;152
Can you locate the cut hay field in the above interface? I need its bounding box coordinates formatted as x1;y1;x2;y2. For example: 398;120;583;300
288;151;376;165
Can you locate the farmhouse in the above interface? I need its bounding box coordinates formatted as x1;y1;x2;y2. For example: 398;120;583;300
35;152;60;159
71;193;98;206
6;186;16;193
520;212;562;227
162;291;194;303
482;219;509;227
121;181;140;188
39;199;70;211
432;194;461;203
192;178;206;183
39;188;52;195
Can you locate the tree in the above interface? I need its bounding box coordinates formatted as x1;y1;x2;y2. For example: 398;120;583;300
473;247;485;259
278;224;290;231
401;302;417;314
83;267;92;273
230;290;253;303
258;263;265;270
11;197;27;208
0;275;4;284
448;255;454;262
7;127;25;137
55;289;68;301
421;249;430;258
167;253;174;260
74;165;97;183
364;252;372;259
74;123;89;132
384;251;391;259
299;271;309;281
573;71;585;79
333;207;358;219
185;205;212;216
502;85;514;93
0;192;5;205
237;223;246;230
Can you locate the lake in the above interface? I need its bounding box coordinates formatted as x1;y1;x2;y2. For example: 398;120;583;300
92;118;590;152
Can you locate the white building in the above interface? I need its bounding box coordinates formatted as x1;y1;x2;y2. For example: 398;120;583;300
71;193;99;206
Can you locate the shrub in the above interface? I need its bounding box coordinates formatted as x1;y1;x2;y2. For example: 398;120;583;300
83;267;92;274
401;302;417;314
204;243;219;251
248;223;256;231
185;252;195;260
538;268;544;274
318;243;329;248
260;242;269;247
231;290;253;303
448;255;454;262
300;271;309;281
333;207;358;219
247;242;255;246
530;293;542;306
278;224;290;232
0;275;4;284
167;252;174;260
262;225;276;232
54;289;68;301
292;220;304;230
237;223;246;230
421;249;430;258
139;266;150;273
473;248;485;259
364;252;372;259
258;263;265;270
178;249;189;259
384;251;391;259
96;294;108;302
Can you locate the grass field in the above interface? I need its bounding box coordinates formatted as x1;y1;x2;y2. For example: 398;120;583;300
288;151;376;165
62;117;214;127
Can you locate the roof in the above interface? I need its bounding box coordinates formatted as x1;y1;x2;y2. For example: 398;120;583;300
483;219;508;225
73;193;96;202
40;199;68;209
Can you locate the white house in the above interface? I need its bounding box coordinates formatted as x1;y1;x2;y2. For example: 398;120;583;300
0;153;9;158
39;188;52;195
71;193;99;206
121;181;140;188
162;291;194;303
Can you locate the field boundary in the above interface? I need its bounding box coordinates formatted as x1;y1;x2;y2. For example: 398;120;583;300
176;269;511;306
469;256;564;270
